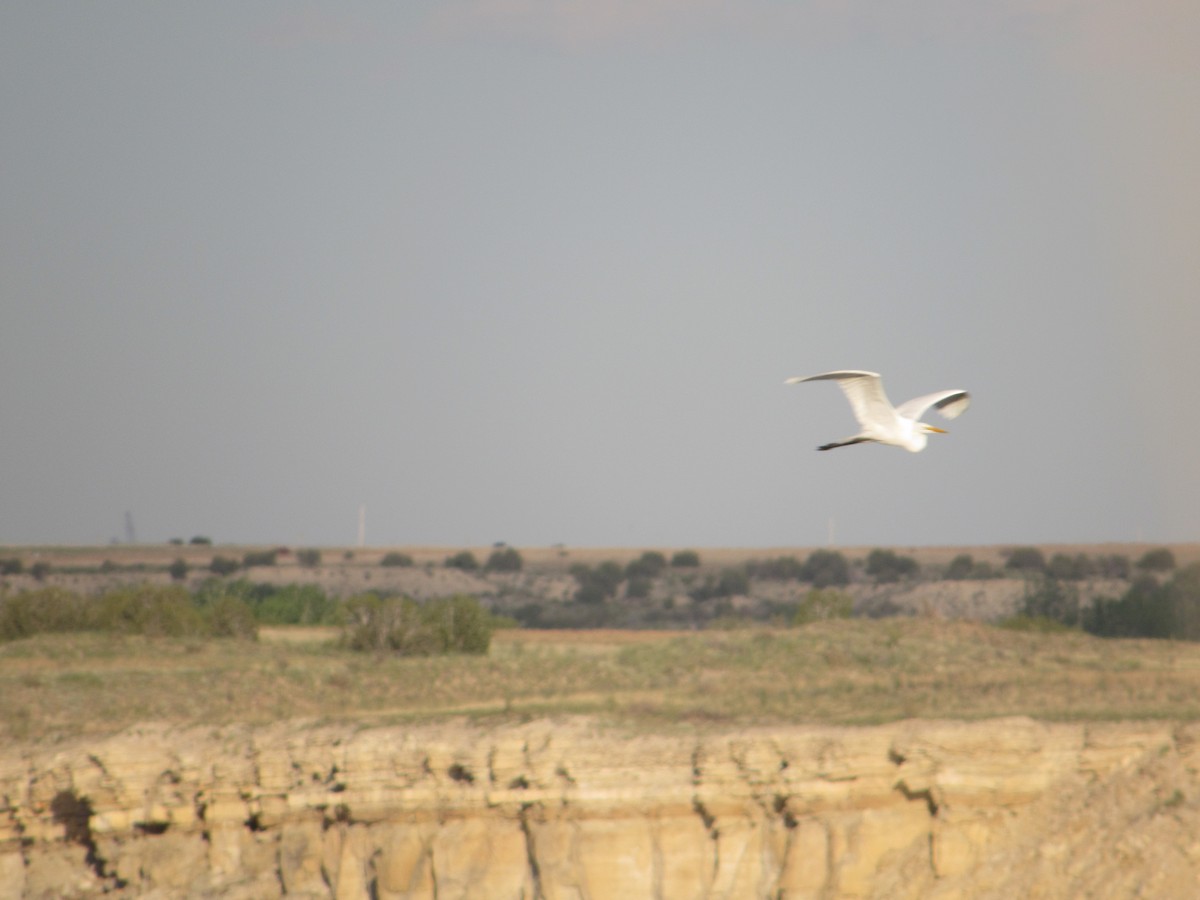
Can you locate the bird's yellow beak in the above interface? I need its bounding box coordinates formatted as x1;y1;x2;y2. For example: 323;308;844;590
927;426;947;434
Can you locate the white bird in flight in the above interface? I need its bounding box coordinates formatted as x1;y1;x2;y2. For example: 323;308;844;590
785;370;970;453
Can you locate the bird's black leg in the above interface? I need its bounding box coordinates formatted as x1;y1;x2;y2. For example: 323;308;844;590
817;438;870;451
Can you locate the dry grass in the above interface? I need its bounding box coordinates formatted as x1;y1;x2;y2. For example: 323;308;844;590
4;619;1200;743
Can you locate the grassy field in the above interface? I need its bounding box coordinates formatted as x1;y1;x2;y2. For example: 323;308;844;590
4;619;1200;744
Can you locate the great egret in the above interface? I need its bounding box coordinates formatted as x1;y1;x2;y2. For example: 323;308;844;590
785;370;970;452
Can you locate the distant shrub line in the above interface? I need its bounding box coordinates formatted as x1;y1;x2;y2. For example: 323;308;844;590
0;582;494;654
0;585;257;642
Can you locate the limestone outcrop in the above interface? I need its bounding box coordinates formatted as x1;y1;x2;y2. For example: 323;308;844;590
3;717;1199;898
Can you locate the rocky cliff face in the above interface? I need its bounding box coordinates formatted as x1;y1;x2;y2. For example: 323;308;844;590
3;717;1199;899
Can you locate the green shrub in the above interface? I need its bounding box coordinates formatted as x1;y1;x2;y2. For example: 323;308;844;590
745;556;805;581
718;567;750;596
296;548;321;568
1085;578;1169;638
690;567;750;602
445;551;479;571
1164;564;1200;639
340;593;491;655
0;588;89;640
30;561;51;582
1047;553;1094;581
189;536;212;545
0;558;23;576
242;550;278;568
626;551;667;579
793;588;853;625
168;559;188;582
1087;565;1200;640
944;554;974;580
970;561;1000;579
1005;547;1046;573
254;584;338;625
670;550;701;568
1020;577;1080;627
865;549;918;584
1136;548;1176;573
204;594;258;639
484;547;523;573
801;550;849;587
625;575;653;599
1095;554;1131;579
423;595;492;654
91;585;205;637
209;556;240;576
570;561;623;604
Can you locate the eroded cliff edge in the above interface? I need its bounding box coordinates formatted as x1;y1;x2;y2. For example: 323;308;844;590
3;717;1200;899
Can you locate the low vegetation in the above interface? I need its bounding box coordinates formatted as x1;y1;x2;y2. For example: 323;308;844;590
1;542;1198;744
4;618;1200;744
0;585;255;641
0;581;495;653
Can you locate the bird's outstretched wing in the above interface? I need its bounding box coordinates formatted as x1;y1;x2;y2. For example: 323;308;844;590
894;390;970;422
784;370;893;429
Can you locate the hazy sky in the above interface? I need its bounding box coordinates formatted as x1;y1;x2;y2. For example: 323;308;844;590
3;2;1198;549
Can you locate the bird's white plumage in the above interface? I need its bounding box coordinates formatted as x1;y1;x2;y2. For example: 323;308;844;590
784;370;970;453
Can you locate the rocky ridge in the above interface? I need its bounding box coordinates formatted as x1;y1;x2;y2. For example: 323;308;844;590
3;716;1200;898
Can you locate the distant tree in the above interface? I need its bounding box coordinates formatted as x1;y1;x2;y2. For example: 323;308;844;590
625;576;653;599
444;551;480;571
626;551;668;579
801;550;849;587
1021;577;1080;627
1005;547;1046;574
484;547;523;573
189;536;212;546
691;567;750;602
380;552;414;568
296;548;321;568
745;556;805;581
670;550;701;568
865;549;918;584
0;558;23;576
1085;577;1173;639
944;554;975;580
242;550;278;568
168;538;184;546
1136;548;1176;573
571;561;624;604
168;558;188;582
717;567;749;596
1164;564;1200;640
1047;553;1094;581
30;561;51;582
209;555;240;576
1094;554;1131;579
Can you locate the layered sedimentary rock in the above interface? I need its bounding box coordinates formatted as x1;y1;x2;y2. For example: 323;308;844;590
3;717;1199;898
